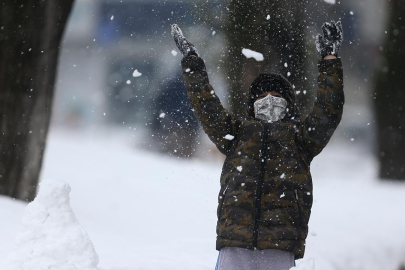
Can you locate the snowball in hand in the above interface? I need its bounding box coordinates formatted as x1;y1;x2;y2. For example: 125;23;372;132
242;48;264;61
2;179;99;270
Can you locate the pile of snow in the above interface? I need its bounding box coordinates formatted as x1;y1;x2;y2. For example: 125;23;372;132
2;179;99;270
242;48;264;61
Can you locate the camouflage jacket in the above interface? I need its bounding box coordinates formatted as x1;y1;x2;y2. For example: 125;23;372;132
181;56;344;259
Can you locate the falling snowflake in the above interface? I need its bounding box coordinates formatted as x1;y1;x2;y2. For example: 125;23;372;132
133;69;142;77
224;134;234;140
241;48;264;61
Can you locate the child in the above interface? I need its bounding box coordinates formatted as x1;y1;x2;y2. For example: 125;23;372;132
172;21;344;269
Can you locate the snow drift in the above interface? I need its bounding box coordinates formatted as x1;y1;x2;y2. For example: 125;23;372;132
2;179;99;270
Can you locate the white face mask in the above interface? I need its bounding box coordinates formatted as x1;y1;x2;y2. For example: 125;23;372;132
253;94;288;122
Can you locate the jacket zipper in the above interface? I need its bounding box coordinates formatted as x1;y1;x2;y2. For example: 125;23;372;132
294;189;303;227
296;145;309;168
253;123;270;248
292;124;309;168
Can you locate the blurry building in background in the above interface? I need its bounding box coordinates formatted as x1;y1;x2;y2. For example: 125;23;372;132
97;0;196;125
149;72;200;158
53;0;227;158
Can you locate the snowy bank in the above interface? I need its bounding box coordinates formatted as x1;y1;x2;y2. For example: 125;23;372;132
2;179;99;270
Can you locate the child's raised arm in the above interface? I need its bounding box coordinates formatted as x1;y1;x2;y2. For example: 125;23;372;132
172;25;241;155
301;21;345;161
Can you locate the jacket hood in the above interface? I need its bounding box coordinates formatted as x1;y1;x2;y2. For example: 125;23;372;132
246;73;300;122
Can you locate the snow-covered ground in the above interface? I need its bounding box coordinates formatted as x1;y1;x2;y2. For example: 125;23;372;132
1;128;405;270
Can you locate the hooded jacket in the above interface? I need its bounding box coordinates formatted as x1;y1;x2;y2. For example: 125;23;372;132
181;55;344;259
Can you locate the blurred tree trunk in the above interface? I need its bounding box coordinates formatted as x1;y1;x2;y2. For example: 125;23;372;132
223;0;309;118
374;0;405;180
0;1;74;201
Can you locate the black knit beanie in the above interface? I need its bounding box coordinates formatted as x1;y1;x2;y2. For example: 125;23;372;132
249;74;293;102
247;73;295;118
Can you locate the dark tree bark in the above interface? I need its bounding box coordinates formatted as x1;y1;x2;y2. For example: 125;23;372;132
374;0;405;181
0;1;74;201
223;0;309;118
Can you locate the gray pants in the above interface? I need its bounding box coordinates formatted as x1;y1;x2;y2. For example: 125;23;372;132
215;247;295;270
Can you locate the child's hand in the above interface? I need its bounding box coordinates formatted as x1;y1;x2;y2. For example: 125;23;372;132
171;24;199;57
315;20;343;59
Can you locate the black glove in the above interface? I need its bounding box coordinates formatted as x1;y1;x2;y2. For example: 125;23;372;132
181;55;209;82
171;24;199;57
315;20;343;58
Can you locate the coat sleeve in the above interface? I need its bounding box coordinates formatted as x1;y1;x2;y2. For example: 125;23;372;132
300;58;345;162
181;55;240;156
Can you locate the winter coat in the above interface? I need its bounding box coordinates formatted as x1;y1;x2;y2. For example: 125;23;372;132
181;55;344;260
